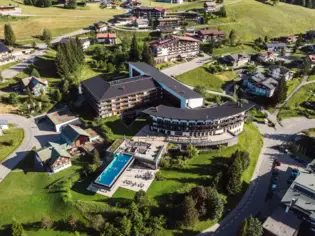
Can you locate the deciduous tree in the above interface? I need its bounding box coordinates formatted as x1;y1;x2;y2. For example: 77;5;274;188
11;218;24;236
41;216;53;229
238;215;263;236
187;144;199;158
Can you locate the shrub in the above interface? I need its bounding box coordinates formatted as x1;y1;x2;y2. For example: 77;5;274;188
155;171;164;181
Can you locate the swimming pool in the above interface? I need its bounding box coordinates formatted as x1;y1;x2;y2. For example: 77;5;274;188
94;153;133;188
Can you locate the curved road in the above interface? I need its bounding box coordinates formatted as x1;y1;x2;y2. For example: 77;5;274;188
200;117;315;236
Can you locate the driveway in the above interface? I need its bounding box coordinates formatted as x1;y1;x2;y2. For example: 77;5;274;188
0;114;59;182
200;117;315;236
161;55;212;77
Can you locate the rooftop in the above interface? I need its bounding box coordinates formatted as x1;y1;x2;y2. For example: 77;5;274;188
262;206;301;236
36;142;71;165
96;33;116;39
269;65;291;74
21;76;48;88
246;73;278;90
0;42;9;53
82;75;159;102
47;108;78;126
129;62;203;99
61;125;90;144
198;29;225;36
143;102;253;120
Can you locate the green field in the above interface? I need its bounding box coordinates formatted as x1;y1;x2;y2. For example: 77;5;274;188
286;77;303;97
176;66;236;92
0;128;24;162
278;83;315;119
0;123;262;235
213;45;258;57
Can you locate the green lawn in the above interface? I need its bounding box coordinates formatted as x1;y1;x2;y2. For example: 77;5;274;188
278;83;315;119
176;66;236;92
308;75;315;81
0;128;24;162
213;45;258;57
286;77;303;97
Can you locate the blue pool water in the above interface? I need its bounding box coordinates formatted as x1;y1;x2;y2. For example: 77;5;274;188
95;153;133;187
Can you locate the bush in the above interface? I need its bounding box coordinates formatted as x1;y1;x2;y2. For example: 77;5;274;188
155;171;164;181
159;158;170;168
2;140;14;146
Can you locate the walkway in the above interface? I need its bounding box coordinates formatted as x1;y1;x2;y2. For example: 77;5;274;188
200;117;315;236
0;114;59;182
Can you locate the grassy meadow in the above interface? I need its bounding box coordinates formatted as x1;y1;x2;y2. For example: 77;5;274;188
0;128;24;162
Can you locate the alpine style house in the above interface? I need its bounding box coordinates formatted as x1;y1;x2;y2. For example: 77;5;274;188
82;62;253;147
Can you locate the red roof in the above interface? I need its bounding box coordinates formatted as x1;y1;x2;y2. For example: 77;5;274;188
199;29;225;36
175;36;200;42
96;33;116;39
155;7;166;12
309;55;315;62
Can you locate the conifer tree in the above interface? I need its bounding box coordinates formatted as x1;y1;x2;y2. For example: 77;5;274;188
4;24;16;46
226;156;243;195
42;28;52;46
307;0;313;7
55;45;70;78
11;218;24;236
141;42;154;66
75;38;85;64
272;77;287;104
129;34;140;61
181;196;199;227
64;42;77;72
228;29;236;47
238;216;263;236
301;0;306;6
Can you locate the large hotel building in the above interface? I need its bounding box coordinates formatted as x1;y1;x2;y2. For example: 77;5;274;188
82;62;253;146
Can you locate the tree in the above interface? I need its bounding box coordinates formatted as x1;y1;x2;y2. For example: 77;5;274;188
119;216;132;236
91;214;105;232
128;202;144;235
207;187;226;220
226;156;243;195
194;86;207;96
203;12;208;24
232;150;250;172
42;28;52;46
92;149;102;167
55;89;62;102
67;215;78;230
264;35;269;43
272;77;287;104
219;6;227;17
41;216;53;229
65;0;77;9
187;144;199;158
228;29;236;47
129;34;140;61
55;45;70;78
272;0;279;5
181;195;199;227
11;218;24;236
141;42;154;66
307;0;313;8
190;186;208;216
301;0;306;6
8;92;18;104
31;68;40;77
32;41;37;49
35;0;52;7
4;24;16;46
238;215;263;236
134;190;148;208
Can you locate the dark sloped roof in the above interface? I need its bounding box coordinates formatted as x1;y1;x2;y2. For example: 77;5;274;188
143;102;253;120
0;42;9;53
61;125;89;144
129;62;203;99
82;75;160;102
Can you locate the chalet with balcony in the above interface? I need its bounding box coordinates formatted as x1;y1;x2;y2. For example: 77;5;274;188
96;33;116;44
197;29;225;42
60;125;90;148
21;76;48;96
242;72;278;97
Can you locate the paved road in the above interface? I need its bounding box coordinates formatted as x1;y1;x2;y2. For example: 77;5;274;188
161;55;212;77
200;117;315;236
51;28;92;44
0;114;59;182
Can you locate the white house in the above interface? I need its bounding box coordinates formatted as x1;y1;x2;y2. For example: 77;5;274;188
268;65;294;81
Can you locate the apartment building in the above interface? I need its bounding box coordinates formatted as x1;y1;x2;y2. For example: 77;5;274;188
150;36;200;63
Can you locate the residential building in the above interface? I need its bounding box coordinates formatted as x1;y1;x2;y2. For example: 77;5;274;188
265;42;287;53
204;1;217;12
21;76;48;96
96;33;116;44
262;206;301;236
143;102;253;146
135;18;149;29
54;37;90;50
46;108;80;132
35;142;72;173
281;172;315;234
82;62;204;118
132;7;166;18
197;29;225;42
0;6;21;14
94;21;108;32
255;51;277;63
176;11;202;23
268;65;294;81
150;36;200;63
242;72;278;97
60;125;90;148
158;18;180;28
220;53;251;68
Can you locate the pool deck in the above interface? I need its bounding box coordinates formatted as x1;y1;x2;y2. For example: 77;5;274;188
87;165;157;197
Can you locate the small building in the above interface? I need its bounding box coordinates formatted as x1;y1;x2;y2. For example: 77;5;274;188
96;33;117;44
46;108;80;132
135;18;149;29
176;11;202;23
265;42;287;53
55;37;90;50
220;53;250;68
197;29;225;42
35;142;72;173
60;124;90;148
132;7;166;18
158;17;180;28
262;206;301;236
268;65;294;81
242;72;278;97
21;76;48;96
204;1;217;12
0;120;8;130
94;21;108;32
